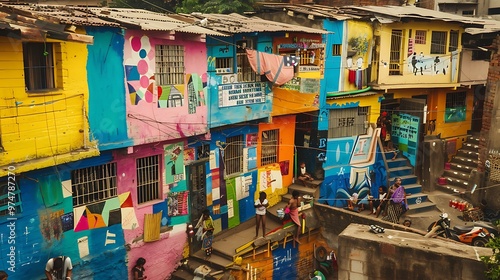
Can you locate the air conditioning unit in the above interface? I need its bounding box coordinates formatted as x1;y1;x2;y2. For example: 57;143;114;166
221;74;238;84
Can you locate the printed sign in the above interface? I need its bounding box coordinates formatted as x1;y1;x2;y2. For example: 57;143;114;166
218;82;266;107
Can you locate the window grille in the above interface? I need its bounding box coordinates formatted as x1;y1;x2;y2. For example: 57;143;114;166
23;42;55;91
449;30;459;52
224;135;243;176
216;57;233;74
389;30;403;75
0;181;22;217
137;155;161;204
261;129;279;166
415;30;426;44
332;44;342;56
237;40;258;82
155;45;185;85
431;31;447;54
446;92;466;108
328;107;369;138
71;163;117;207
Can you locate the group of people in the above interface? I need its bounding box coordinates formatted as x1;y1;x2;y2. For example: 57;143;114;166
348;177;411;225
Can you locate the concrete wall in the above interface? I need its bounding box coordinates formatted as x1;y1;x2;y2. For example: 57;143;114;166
421;139;445;192
338;223;489;280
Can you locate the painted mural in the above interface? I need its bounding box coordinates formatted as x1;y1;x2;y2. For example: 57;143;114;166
123;32;209;144
406;52;450;77
319;128;385;207
345;21;372;91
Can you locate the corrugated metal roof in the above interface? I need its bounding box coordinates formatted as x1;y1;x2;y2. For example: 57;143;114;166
181;12;327;34
256;3;358;21
465;19;500;35
343;5;486;27
87;8;227;36
3;4;121;27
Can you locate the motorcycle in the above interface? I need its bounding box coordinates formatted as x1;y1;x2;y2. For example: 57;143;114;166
425;213;494;247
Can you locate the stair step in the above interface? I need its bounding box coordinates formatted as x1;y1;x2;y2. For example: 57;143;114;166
445;177;469;188
404;201;437;215
388;166;413;177
443;170;471;181
456;149;479;159
404;183;422;195
461;143;480;153
450;156;478;168
449;162;474;173
466;136;480;145
407;193;428;205
267;201;289;223
288;183;319;198
389;174;417;185
387;158;407;168
436;184;467;194
191;250;234;269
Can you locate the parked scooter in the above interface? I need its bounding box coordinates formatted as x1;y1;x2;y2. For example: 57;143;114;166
426;213;494;247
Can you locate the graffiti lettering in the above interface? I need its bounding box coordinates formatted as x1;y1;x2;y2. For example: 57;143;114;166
317;152;326;162
219;46;229;53
264;46;273;53
354;139;367;156
319;138;327;148
273;248;292;266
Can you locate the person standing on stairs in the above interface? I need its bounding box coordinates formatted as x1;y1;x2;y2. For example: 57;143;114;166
286;190;302;247
254;191;269;238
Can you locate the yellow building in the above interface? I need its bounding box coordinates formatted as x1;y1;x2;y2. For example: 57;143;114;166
0;14;97;177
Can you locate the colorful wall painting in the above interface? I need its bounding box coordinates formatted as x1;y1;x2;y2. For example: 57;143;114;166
272;244;299;280
125;35;155;105
406;52;450;77
168;191;189;216
73;192;138;232
164;143;185;184
391;113;420;166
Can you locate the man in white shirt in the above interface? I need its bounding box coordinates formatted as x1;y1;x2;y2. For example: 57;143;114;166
45;256;72;280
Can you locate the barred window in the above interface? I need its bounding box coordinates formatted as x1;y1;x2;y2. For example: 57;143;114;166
224;135;243;176
237;39;258;82
137;155;161;204
216;57;233;74
332;44;342;56
23;42;56;91
431;31;447;54
261;129;279;166
155;45;185;85
0;180;22;217
415;30;426;44
71;163;117;207
328;107;369;138
449;30;459;52
389;30;403;75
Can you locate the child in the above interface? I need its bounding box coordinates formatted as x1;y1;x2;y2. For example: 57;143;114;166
298;162;314;187
132;257;147;280
254;191;269;238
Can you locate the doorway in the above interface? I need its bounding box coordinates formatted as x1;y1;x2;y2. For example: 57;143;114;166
188;161;207;254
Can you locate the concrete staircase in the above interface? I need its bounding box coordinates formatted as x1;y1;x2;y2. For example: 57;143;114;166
267;182;321;223
385;150;436;214
438;136;479;194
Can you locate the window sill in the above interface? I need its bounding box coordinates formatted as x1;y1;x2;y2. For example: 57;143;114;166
26;89;64;96
136;198;164;209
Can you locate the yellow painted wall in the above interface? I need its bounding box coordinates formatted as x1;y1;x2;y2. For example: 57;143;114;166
0;36;98;176
327;94;384;125
342;21;373;92
390;88;472;140
376;21;463;87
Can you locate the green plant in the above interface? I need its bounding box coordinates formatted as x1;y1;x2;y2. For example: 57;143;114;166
481;237;500;280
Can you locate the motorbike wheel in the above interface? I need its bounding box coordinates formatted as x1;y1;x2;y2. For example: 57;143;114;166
472;237;489;247
427;222;446;237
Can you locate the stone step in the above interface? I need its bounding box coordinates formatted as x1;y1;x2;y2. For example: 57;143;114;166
404;183;422;196
436;184;467;195
456;149;479;160
191;249;233;269
450;156;478;168
388;166;413;177
466;136;480;145
407;193;428;205
288;183;320;199
449;162;474;173
384;149;400;160
444;169;471;181
404;201;437;215
461;142;480;152
389;174;417;186
445;176;469;189
387;157;408;169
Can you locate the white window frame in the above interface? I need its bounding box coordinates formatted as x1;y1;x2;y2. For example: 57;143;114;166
71;163;118;207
